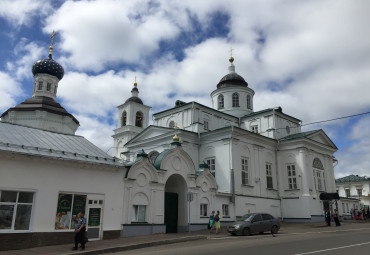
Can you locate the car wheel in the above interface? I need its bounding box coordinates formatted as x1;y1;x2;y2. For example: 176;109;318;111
243;228;251;236
271;225;278;234
230;233;236;236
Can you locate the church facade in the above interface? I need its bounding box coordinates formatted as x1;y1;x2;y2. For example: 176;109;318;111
113;56;338;235
1;35;338;250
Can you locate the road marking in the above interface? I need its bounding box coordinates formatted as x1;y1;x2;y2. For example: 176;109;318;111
280;227;370;236
294;241;370;255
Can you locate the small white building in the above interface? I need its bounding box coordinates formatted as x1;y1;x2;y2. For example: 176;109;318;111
0;43;125;250
336;175;368;217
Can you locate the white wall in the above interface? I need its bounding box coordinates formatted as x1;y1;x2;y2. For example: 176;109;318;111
0;153;125;233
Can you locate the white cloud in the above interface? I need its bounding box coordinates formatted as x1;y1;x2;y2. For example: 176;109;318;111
0;71;24;113
74;114;116;154
6;38;45;79
334;117;370;178
0;0;51;27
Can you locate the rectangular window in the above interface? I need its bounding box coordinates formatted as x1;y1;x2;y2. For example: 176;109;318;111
241;158;249;185
342;203;345;214
0;190;34;230
345;189;350;198
37;81;43;90
287;164;297;189
346;204;349;213
132;205;146;222
206;158;216;176
357;189;362;197
222;204;229;217
266;163;273;189
46;83;51;91
204;120;209;130
55;193;86;230
316;171;322;191
251;125;258;133
200;204;208;216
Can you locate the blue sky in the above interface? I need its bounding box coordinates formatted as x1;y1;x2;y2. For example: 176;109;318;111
0;0;369;178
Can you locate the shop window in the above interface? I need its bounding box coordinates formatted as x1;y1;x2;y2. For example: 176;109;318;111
132;205;146;222
0;190;34;230
200;204;208;216
55;193;86;230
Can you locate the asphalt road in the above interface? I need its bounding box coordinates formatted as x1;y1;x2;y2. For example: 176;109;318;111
116;227;370;255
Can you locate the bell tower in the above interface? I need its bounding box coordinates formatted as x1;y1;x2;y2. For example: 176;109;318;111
112;79;151;159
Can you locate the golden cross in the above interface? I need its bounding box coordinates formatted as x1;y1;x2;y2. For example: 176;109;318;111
50;30;56;47
229;47;234;57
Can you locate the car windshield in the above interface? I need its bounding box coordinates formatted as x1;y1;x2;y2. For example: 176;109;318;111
240;214;254;221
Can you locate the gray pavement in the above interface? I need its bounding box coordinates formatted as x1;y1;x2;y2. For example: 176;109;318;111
1;220;369;255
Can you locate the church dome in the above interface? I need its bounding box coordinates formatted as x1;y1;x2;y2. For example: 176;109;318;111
32;54;64;80
217;72;248;89
125;96;143;104
216;56;248;89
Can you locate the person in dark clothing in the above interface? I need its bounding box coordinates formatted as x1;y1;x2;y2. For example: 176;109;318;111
325;209;331;226
72;212;86;251
333;209;341;226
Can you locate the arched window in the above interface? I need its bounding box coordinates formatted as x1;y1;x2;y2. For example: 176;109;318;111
135;111;143;127
169;121;175;128
46;83;51;91
218;95;224;109
313;158;325;192
122;111;127;126
232;93;239;107
247;95;251;109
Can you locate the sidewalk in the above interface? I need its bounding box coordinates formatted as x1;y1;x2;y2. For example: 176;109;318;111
1;221;369;255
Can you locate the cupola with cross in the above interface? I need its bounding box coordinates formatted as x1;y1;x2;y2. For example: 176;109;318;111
210;49;255;118
1;31;79;134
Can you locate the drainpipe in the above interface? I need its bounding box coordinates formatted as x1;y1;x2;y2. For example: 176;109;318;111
276;139;283;221
230;126;235;203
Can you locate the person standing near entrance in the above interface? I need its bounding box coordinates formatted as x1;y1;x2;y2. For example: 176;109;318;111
333;209;341;226
209;211;215;233
72;211;86;251
214;210;221;234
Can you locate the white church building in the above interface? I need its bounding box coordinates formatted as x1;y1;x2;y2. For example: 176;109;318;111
0;35;338;250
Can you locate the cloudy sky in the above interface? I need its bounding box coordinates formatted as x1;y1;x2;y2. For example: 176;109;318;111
0;0;369;178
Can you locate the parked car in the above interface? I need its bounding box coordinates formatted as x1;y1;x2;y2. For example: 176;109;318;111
227;213;280;236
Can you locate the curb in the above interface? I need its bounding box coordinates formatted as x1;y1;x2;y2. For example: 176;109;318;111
64;235;207;255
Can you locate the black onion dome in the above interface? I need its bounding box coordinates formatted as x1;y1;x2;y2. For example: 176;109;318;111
217;72;248;89
32;54;64;80
125;97;143;104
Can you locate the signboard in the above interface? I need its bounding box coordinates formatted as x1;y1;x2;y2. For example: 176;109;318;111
88;208;101;227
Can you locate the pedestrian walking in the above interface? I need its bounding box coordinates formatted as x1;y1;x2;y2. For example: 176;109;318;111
72;211;86;251
325;209;331;226
333;209;341;226
214;210;221;234
209;210;215;233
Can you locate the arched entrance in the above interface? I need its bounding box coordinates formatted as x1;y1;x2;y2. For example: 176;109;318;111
164;174;187;233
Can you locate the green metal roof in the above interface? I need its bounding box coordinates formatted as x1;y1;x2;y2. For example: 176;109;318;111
335;174;370;183
279;130;319;141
